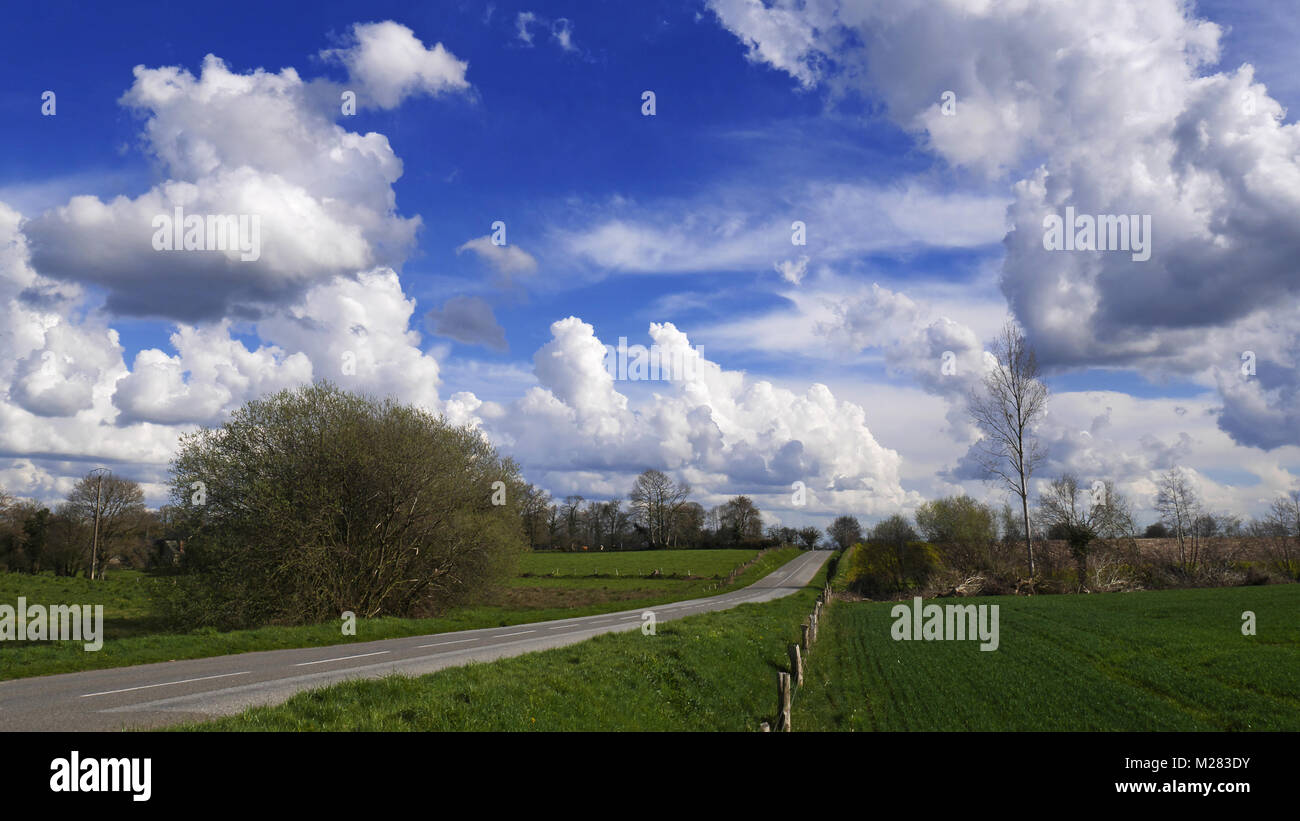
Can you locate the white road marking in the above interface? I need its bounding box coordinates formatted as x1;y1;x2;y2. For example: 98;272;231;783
416;638;477;649
81;671;251;698
496;630;536;637
294;650;390;667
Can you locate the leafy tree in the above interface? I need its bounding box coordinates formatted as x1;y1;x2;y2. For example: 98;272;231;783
870;514;920;589
0;489;22;571
161;382;526;628
914;496;997;571
44;508;89;577
871;514;918;548
765;525;798;546
20;505;50;571
999;502;1023;544
1143;522;1170;538
672;501;705;548
1212;513;1242;538
718;495;763;543
826;515;862;551
852;515;935;596
796;526;821;550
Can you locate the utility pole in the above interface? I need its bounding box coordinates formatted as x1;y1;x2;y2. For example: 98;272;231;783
89;467;110;580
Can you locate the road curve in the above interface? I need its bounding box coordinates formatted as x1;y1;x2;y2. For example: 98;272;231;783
0;549;830;731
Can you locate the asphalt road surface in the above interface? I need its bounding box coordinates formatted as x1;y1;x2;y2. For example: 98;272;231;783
0;549;830;731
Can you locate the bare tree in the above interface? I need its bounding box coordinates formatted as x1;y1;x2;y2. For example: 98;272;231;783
518;483;552;549
65;472;146;579
560;495;585;550
966;321;1049;576
1255;491;1300;579
1036;474;1135;589
1155;467;1202;570
704;505;721;535
581;498;632;550
628;469;691;549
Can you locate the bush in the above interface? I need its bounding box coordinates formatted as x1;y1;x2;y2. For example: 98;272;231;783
1143;522;1170;539
155;382;526;630
847;540;940;599
1244;565;1272;586
914;495;998;572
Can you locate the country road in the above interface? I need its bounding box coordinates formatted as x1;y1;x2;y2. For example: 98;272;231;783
0;549;830;731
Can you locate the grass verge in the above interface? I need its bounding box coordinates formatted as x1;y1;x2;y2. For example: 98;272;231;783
1;548;800;681
176;554;829;731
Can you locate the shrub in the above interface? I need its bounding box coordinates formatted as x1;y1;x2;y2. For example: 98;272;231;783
848;540;940;599
1143;522;1170;538
155;382;526;629
914;496;998;572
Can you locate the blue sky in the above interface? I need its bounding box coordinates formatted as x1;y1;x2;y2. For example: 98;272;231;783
6;2;914;357
2;0;1299;529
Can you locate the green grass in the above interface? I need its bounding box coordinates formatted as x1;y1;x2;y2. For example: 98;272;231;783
0;569;163;639
0;548;798;681
178;555;830;731
829;544;857;590
797;584;1300;731
518;549;756;578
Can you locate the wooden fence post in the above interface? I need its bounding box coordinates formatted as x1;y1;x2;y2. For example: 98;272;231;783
788;643;802;687
801;621;811;653
776;672;792;732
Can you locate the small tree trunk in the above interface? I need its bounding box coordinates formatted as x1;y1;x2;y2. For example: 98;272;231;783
1020;487;1034;577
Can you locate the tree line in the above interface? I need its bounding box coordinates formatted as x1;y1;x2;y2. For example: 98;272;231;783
954;319;1298;587
516;469;822;551
4;370;1295;630
0;473;165;577
831;467;1299;599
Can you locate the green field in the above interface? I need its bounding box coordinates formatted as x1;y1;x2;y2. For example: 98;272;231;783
179;559;831;731
796;585;1300;731
517;548;756;578
0;548;797;681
